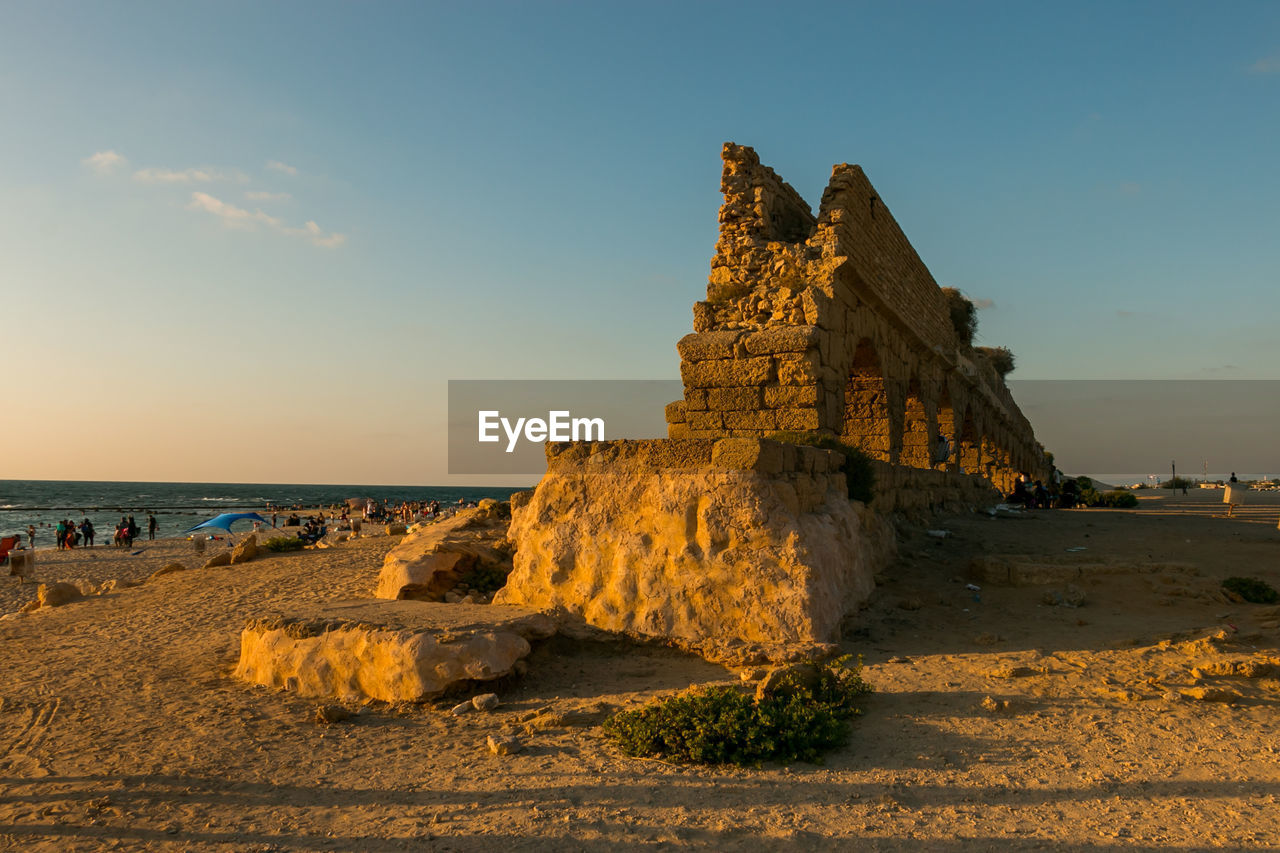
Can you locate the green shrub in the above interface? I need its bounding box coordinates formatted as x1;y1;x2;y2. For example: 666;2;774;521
602;656;871;766
975;345;1016;378
263;536;306;552
1160;477;1196;490
768;432;876;504
1223;577;1279;604
940;287;977;347
1082;489;1138;509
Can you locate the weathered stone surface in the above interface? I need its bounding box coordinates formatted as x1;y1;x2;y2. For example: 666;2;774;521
233;599;556;702
742;326;820;356
203;552;232;569
385;523;407;536
374;507;512;601
472;692;500;712
231;534;258;565
495;442;894;646
664;143;1053;496
148;562;187;581
487;734;522;755
36;582;82;608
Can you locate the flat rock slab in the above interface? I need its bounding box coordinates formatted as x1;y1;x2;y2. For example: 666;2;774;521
234;599;556;702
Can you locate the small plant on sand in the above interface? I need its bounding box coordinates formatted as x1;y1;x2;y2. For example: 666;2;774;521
1081;489;1138;509
768;432;876;503
263;536;306;552
601;656;871;766
1222;577;1279;604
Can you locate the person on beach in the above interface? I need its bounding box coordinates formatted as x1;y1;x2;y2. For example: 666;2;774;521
80;519;93;548
55;520;66;550
26;525;35;548
1230;472;1238;483
148;514;157;540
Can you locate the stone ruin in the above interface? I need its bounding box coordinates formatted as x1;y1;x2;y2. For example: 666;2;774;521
236;144;1053;700
666;143;1049;499
496;143;1051;651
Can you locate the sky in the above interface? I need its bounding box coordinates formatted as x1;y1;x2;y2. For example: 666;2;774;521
2;1;1278;485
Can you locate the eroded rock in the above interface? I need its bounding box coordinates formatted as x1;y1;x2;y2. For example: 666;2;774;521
374;507;512;601
231;534;258;565
233;599;555;702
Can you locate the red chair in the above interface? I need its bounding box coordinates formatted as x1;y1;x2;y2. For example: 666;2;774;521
0;536;18;566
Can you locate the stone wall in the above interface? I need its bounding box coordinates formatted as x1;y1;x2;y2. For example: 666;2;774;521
668;143;1052;495
495;438;895;648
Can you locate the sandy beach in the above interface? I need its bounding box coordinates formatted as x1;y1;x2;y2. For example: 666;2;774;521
0;488;1277;850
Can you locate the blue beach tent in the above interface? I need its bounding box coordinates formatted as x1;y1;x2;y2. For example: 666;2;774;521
185;512;273;535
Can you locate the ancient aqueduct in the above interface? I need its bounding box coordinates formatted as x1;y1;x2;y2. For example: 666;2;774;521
666;143;1050;497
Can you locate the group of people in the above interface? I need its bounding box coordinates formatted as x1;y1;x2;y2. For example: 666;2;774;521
37;513;159;550
1005;474;1076;509
52;519;93;549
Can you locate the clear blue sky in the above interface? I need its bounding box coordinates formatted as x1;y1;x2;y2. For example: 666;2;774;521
3;1;1277;483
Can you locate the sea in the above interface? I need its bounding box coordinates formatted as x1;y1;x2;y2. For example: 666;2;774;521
0;480;524;547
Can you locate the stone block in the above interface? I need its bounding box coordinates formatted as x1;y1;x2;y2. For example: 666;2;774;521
681;357;774;388
665;400;687;424
742;326;821;356
711;438;784;474
774;408;821;431
683;388;708;411
707;386;762;411
721;410;779;431
764;384;820;409
692;301;716;332
775;352;821;385
686;410;724;431
677;330;744;362
234;600;556;703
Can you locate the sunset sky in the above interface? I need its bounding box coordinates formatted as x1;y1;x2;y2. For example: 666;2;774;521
3;1;1278;484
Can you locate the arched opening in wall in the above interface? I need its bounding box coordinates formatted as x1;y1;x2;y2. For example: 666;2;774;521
900;378;932;469
935;386;956;471
958;407;981;476
842;338;892;462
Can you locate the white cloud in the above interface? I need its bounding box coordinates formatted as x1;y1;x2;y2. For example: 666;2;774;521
134;166;246;184
1250;55;1280;73
187;192;345;248
244;190;292;202
83;150;127;174
266;160;299;176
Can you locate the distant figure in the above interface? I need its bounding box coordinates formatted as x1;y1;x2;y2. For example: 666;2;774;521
80;519;94;548
148;513;158;540
55;520;67;550
26;525;34;548
932;433;951;467
1230;472;1238;483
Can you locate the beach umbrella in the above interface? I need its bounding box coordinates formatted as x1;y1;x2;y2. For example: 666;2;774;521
185;512;273;535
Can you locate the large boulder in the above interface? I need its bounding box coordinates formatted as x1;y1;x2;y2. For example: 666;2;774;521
230;534;258;565
374;507;512;601
203;552;233;569
233;599;556;702
494;438;895;648
37;582;83;608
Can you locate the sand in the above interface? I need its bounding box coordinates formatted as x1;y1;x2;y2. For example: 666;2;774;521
1;489;1279;851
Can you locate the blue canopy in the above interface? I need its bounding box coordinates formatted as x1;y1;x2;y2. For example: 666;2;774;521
185;512;272;534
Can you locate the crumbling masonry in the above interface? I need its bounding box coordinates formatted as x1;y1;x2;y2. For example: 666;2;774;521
665;143;1050;497
494;144;1052;651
